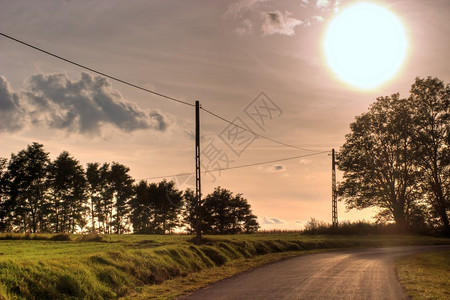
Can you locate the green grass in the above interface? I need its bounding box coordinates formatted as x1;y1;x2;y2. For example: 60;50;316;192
0;233;448;299
396;250;450;300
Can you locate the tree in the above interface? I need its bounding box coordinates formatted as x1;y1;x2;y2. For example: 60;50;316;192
108;162;134;234
182;189;197;234
97;163;112;233
129;180;155;233
409;77;450;234
130;180;182;234
337;94;419;230
0;157;11;232
6;143;50;233
202;187;259;234
48;151;88;233
154;180;183;234
86;162;109;233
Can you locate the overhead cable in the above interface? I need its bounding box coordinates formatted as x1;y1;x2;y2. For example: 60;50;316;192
201;106;323;153
139;150;329;181
0;32;194;107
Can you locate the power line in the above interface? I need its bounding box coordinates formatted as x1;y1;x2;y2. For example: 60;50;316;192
1;32;328;153
1;32;329;164
0;32;194;107
139;150;329;181
201;106;323;153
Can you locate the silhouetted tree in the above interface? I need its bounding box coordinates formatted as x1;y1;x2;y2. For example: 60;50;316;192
48;151;88;233
409;77;450;234
86;162;108;233
0;142;262;235
154;180;183;234
202;187;259;234
182;189;197;234
108;162;134;234
337;94;419;230
6;143;50;233
0;157;11;232
130;180;182;234
129;180;155;233
98;163;112;233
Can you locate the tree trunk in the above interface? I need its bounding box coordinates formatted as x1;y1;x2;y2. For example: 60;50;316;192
431;180;450;235
392;200;408;232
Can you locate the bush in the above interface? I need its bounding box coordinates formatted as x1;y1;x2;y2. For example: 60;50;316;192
79;234;104;242
50;234;71;241
302;219;410;235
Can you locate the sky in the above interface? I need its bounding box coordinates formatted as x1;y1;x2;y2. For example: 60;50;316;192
1;0;449;230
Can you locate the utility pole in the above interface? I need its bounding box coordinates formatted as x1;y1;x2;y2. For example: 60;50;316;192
332;148;338;227
195;100;202;242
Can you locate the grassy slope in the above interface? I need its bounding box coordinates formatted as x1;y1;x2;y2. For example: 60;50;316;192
396;250;450;300
0;233;448;299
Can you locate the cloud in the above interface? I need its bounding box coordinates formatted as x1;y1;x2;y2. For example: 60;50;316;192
0;76;27;132
316;0;330;9
273;164;284;170
235;19;253;35
312;16;324;22
299;159;311;165
261;216;286;225
334;0;341;13
20;72;168;135
270;164;285;172
225;0;267;18
261;10;303;36
294;220;308;228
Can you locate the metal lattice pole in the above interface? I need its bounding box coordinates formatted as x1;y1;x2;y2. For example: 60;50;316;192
195;101;202;241
332;148;338;227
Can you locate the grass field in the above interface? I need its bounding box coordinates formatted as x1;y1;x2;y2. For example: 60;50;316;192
0;233;448;299
396;250;450;300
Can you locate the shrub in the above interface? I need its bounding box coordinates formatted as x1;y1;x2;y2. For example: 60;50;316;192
50;234;71;241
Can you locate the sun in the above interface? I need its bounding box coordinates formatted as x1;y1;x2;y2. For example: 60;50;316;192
324;2;408;89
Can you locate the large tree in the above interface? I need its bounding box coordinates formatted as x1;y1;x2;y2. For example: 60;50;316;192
182;189;197;234
86;162;110;233
6;143;50;233
48;151;88;233
130;180;182;234
409;77;450;233
154;180;183;234
0;157;11;232
129;180;156;233
202;187;259;234
337;94;419;229
108;162;134;234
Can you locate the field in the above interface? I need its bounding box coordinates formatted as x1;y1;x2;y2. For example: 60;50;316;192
396;250;450;300
0;233;449;299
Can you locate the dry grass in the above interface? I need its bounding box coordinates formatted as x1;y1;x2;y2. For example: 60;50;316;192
396;250;450;300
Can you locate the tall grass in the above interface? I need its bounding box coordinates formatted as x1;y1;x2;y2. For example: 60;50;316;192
301;219;427;235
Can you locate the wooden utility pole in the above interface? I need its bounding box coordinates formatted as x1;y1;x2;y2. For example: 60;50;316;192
332;148;338;227
195;101;202;242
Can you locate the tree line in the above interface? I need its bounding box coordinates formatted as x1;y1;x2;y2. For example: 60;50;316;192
337;77;449;234
0;144;259;234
